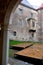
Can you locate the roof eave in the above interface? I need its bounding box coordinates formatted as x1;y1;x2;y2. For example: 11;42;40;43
20;3;36;11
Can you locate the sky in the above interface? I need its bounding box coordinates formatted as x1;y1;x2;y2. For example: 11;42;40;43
27;0;43;7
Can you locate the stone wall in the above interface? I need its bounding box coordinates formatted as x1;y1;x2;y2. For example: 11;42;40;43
8;4;38;42
37;10;43;42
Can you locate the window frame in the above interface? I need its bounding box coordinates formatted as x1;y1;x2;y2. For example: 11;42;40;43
18;8;23;15
18;19;23;27
32;21;35;27
31;13;33;17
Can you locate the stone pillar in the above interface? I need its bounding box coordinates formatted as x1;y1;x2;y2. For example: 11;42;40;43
1;0;22;65
2;24;9;65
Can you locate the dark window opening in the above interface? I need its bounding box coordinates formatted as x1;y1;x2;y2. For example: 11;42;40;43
32;33;34;37
13;31;16;36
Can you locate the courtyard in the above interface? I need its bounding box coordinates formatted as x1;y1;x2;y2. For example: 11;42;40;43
8;0;43;65
9;41;43;65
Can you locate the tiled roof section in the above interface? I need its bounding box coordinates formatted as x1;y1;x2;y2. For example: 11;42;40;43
21;0;33;9
37;3;43;10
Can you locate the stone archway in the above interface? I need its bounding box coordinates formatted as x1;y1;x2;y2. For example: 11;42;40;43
2;0;22;65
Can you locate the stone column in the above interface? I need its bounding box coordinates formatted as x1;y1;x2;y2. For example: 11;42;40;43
2;0;22;65
2;24;9;65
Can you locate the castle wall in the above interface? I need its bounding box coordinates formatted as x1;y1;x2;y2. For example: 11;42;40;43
8;4;38;41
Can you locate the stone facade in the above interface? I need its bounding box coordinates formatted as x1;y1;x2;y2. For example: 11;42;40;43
37;10;43;42
8;4;39;42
